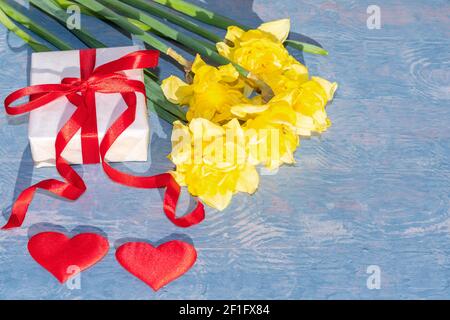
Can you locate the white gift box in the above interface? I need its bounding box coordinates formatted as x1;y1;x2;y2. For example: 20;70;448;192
28;46;149;167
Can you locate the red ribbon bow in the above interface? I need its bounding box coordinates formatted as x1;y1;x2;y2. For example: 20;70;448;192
3;49;204;229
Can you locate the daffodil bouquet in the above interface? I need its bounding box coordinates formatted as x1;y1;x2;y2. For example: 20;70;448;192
162;20;337;210
0;0;337;211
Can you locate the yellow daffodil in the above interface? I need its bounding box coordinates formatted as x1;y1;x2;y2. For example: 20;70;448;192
162;17;339;211
272;76;338;135
161;55;251;123
231;76;338;137
228;96;304;170
217;19;309;95
231;100;299;170
169;118;259;210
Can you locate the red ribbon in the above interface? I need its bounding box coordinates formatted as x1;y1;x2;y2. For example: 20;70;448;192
3;49;204;230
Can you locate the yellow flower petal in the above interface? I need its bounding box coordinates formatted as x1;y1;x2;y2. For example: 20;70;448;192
235;164;259;194
191;54;207;74
170;170;186;187
170;120;192;166
225;25;245;43
231;104;270;118
169;117;262;211
189;118;224;141
160;75;192;104
295;113;315;136
218;63;240;82
311;76;338;101
162;54;251;124
216;41;231;59
200;189;233;211
258;18;291;43
284;63;309;82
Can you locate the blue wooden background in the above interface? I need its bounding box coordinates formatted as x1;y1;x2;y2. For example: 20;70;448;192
0;0;449;299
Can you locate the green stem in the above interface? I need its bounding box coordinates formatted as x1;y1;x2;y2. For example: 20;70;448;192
154;0;245;29
31;1;161;80
72;0;170;53
2;1;185;124
154;0;328;55
51;0;186;71
0;7;50;52
122;0;222;43
94;0;273;99
284;39;328;56
53;0;265;89
52;0;187;72
54;0;102;16
0;1;72;50
147;97;180;124
48;0;186;121
32;0;154;81
29;0;105;48
96;0;232;66
67;0;248;77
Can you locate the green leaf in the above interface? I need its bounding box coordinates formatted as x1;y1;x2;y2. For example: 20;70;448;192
0;7;50;52
97;0;229;64
145;78;187;122
0;1;72;50
72;0;170;53
1;1;184;124
154;0;328;55
284;40;328;56
123;0;222;43
153;0;245;29
30;0;105;48
148;98;185;125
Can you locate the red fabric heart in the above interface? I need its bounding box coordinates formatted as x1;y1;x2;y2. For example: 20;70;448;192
116;240;197;291
28;232;109;283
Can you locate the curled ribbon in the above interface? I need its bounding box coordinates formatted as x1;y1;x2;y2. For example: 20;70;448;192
3;49;204;230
